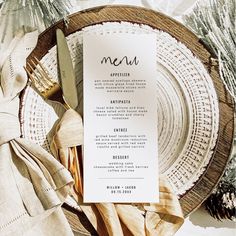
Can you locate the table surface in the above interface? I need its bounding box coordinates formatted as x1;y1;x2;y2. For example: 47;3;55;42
1;0;235;235
73;206;236;236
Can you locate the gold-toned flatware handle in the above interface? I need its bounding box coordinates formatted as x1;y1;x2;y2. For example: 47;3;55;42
70;146;83;196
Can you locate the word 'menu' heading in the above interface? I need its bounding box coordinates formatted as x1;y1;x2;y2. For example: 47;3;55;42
101;56;139;66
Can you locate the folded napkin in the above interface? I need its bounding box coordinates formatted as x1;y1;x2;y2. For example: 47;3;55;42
51;109;184;236
0;30;74;235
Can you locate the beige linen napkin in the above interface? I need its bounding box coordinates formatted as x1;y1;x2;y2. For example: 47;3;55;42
0;30;74;236
51;109;184;236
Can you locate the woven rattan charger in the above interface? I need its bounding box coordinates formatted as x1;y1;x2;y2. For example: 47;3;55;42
20;5;234;235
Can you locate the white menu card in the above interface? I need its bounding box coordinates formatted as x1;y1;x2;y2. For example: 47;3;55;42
83;33;158;203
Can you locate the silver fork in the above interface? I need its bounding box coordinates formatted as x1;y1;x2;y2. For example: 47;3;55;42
24;57;83;196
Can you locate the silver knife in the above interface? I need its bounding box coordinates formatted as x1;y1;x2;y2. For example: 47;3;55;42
56;28;78;109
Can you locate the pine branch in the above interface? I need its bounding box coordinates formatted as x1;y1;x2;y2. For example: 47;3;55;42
0;0;73;42
185;0;236;220
185;0;236;99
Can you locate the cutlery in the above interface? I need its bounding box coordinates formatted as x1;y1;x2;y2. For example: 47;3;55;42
56;28;84;197
56;28;78;110
25;58;70;109
25;58;83;197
